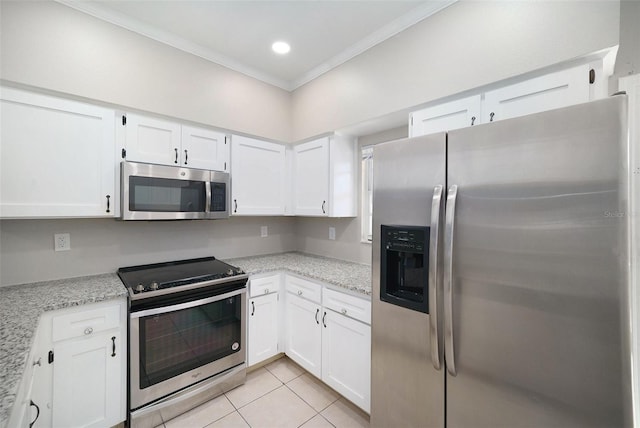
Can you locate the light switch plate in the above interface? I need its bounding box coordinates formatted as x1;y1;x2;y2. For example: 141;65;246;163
54;233;71;251
329;227;336;240
261;226;268;237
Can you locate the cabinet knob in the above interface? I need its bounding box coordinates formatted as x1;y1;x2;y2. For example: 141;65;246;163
264;288;269;294
297;290;303;296
341;308;347;315
84;327;93;335
33;357;42;367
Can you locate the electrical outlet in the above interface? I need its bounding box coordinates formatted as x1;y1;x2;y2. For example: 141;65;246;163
54;233;71;251
261;226;268;238
329;227;336;240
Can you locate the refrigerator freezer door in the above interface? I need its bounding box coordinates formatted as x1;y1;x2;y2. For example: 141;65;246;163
446;96;631;427
371;134;446;428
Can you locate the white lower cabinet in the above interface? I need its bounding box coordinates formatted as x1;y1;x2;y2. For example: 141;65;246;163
248;293;280;366
9;299;127;428
52;332;124;428
321;309;371;413
285;292;323;378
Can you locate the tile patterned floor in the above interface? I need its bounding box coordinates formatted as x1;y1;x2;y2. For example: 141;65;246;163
158;357;370;428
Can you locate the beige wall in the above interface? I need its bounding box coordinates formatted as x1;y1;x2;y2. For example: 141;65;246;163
0;1;292;142
0;217;296;286
291;1;620;141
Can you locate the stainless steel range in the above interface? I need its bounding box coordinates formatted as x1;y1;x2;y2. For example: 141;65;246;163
118;257;248;428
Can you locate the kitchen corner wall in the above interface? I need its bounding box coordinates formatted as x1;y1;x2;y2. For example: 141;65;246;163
0;217;296;287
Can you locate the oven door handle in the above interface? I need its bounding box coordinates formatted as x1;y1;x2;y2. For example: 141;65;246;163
130;288;246;319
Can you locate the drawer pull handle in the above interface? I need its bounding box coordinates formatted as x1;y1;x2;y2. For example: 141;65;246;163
84;327;93;335
174;148;179;163
111;336;116;357
322;311;327;328
29;400;40;428
315;308;320;324
251;301;255;316
297;290;303;296
341;308;347;315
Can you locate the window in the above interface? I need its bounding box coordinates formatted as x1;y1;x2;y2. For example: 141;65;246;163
361;146;373;242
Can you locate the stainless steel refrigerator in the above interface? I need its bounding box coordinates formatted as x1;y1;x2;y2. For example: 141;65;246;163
371;95;633;427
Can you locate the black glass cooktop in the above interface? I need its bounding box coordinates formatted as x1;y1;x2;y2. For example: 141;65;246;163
118;256;245;294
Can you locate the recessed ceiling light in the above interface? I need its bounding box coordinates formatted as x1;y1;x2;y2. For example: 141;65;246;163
272;41;291;55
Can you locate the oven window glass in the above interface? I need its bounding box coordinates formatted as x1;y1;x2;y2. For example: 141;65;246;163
210;182;227;212
129;176;206;212
138;295;241;389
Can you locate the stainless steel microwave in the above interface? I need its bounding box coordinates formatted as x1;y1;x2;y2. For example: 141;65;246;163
120;161;229;220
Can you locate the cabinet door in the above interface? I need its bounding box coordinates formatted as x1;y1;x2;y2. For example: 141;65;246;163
181;125;228;171
483;64;590;123
0;87;115;218
285;293;322;377
321;310;371;413
293;138;329;216
231;135;286;215
125;113;182;166
410;95;482;137
248;293;279;366
52;333;124;428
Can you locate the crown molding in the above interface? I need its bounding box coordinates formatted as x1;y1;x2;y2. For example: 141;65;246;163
55;0;457;92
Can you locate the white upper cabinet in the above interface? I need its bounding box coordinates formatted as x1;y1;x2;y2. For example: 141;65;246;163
0;86;116;218
410;61;607;137
181;125;228;171
409;95;482;137
123;113;228;171
292;135;356;217
231;135;286;215
483;64;590;123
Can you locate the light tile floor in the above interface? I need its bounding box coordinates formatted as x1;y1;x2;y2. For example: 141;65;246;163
158;357;370;428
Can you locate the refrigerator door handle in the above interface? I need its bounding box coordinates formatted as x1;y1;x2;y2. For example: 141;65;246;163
429;185;444;370
444;184;458;376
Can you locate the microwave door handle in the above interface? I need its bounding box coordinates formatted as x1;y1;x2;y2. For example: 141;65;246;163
205;181;212;214
444;185;458;376
429;185;443;371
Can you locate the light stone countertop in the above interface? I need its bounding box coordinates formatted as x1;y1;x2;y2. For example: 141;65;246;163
0;252;371;426
226;252;372;296
0;274;127;427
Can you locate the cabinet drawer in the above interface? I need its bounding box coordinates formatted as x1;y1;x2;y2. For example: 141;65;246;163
52;303;122;342
323;288;371;325
249;274;280;297
285;275;321;304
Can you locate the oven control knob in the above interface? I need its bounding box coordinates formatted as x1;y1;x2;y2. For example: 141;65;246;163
135;283;145;293
149;281;159;291
236;268;244;274
226;269;234;276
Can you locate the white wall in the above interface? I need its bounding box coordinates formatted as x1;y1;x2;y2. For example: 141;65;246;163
291;0;620;141
0;1;291;142
0;217;296;286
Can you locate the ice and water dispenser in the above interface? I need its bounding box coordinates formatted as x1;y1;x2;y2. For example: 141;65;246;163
380;225;429;313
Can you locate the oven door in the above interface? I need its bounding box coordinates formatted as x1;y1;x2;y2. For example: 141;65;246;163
130;286;246;410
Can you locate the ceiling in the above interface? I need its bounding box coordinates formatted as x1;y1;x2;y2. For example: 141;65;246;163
57;0;456;91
